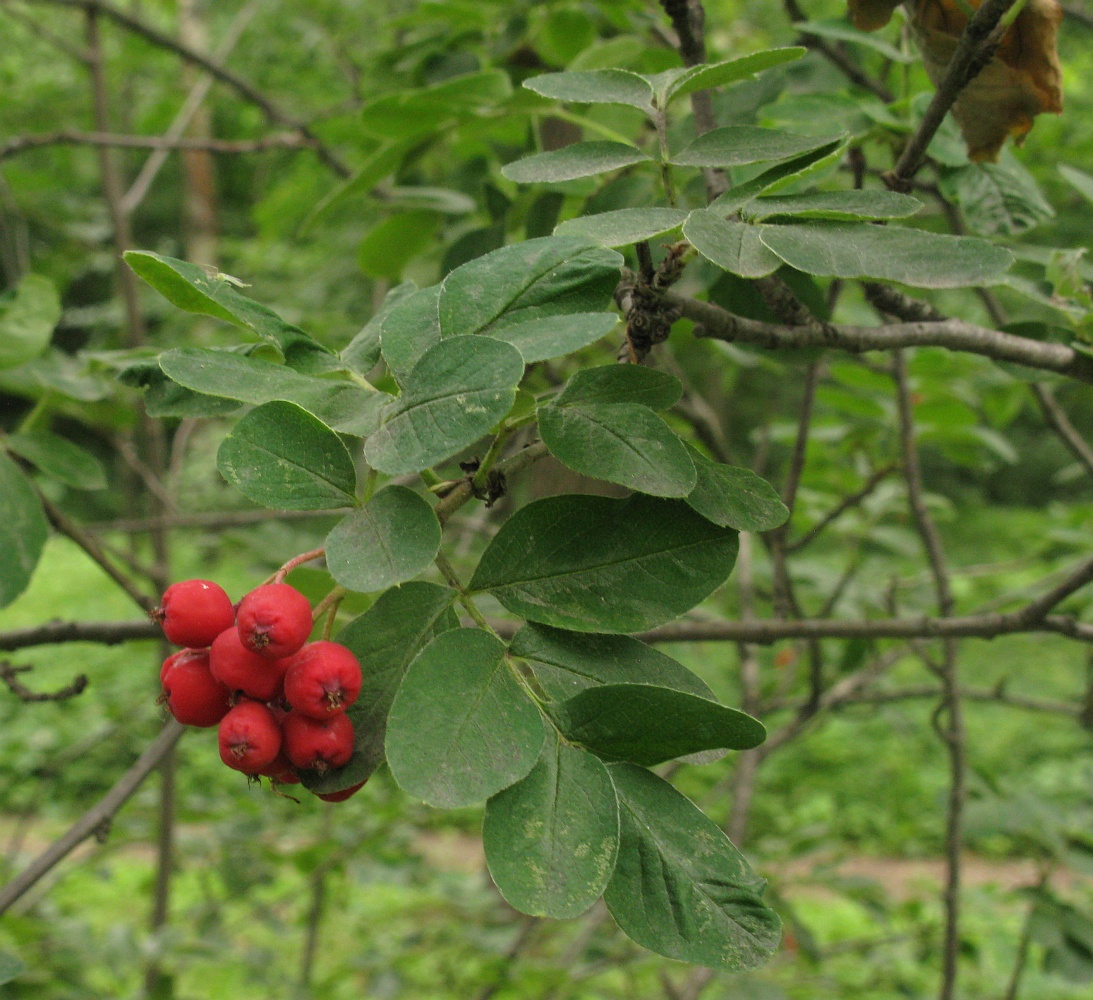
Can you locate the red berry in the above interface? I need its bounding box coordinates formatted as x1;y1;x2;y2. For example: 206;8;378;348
153;579;235;648
218;700;283;773
210;628;288;702
283;641;362;719
282;711;354;772
317;780;366;803
162;652;231;727
256;750;301;784
160;647;206;686
236;584;313;660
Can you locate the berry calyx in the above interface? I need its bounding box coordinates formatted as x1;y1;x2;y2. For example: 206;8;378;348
317;780;366;803
153;579;235;649
162;651;231;728
218;700;283;773
236;584;313;660
282;711;354;773
210;627;288;702
283;641;363;719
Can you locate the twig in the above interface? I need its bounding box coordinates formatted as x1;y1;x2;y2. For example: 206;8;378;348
0;129;311;163
23;0;349;177
89;506;352;533
764;683;1080;717
884;0;1018;190
38;492;157;613
1033;384;1093;479
783;0;894;101
0;662;88;702
671;291;1093;385
894;350;965;1000
787;464;898;552
0;719;186;915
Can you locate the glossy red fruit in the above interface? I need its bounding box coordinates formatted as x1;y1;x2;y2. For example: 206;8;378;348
153;579;235;649
218;700;283;773
283;641;362;719
282;711;354;772
162;652;231;727
317;780;366;803
210;627;288;702
256;750;301;785
236;584;313;660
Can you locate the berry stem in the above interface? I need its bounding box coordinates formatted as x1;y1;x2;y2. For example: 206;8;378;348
312;585;347;625
273;548;326;584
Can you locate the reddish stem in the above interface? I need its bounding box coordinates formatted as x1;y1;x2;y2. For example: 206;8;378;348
273;548;326;584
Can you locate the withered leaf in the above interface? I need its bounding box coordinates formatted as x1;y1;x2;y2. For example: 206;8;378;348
849;0;1064;162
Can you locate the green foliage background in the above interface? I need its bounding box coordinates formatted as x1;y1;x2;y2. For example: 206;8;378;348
2;0;1093;996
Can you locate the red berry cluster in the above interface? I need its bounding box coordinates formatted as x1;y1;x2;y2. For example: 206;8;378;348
154;579;366;803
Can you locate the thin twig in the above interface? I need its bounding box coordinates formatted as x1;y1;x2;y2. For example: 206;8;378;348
786;464;898;552
1;129;311;163
0;662;88;702
0;719;186;915
1033;384;1093;479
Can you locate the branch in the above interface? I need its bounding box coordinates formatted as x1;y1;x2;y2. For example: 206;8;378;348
670;292;1093;385
0;129;311;163
89;506;350;534
1033;384;1093;479
767;684;1080;717
23;0;350;177
0;619;159;652
0;719;185;915
885;0;1018;190
0;662;88;702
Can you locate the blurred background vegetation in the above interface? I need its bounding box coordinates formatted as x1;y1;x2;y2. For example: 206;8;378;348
2;0;1093;996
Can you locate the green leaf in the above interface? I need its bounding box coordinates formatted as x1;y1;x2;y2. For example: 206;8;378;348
554;207;688;247
217;401;357;510
383;186;476;214
794;20;912;61
438;236;622;338
358;210;440;280
745;189;922;222
939;159;1054;237
672;127;841;168
0;274;61;370
604;764;781;970
0;452;48;608
386;629;546;808
664;48;806;103
539;400;696;497
364;336;524;475
510;623;714;702
469;494;739;633
555;684;765;765
0;951;26;986
6;430;107;491
523;69;654;112
302;582;458;794
299;140;412;235
342;281;417;375
711;139;848;213
1060;164;1093;204
554;364;682;409
159;348;386;436
488;312;618;363
686;450;789;531
502;142;650;183
684;210;782;278
484;731;620;918
325;486;441;593
361;69;513;138
758;222;1013;288
125;251;325;358
378;285;443;382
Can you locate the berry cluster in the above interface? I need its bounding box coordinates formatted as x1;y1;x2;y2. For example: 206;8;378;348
155;579;365;803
